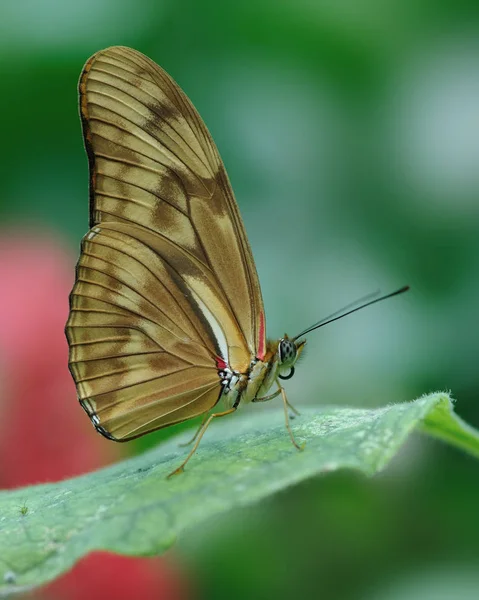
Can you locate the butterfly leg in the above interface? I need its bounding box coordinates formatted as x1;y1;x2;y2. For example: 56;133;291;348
178;414;210;447
167;407;237;478
276;379;305;451
253;391;299;415
252;389;282;403
286;399;301;417
253;385;304;450
252;390;297;419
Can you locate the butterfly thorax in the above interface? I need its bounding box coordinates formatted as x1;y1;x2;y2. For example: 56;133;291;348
220;337;305;409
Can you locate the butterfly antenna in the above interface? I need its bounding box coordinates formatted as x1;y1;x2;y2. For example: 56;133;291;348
292;286;409;341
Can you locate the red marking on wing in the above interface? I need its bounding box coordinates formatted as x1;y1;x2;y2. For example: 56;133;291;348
257;311;266;360
215;356;228;371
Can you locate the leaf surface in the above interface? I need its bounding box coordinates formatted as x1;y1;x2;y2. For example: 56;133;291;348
1;392;477;595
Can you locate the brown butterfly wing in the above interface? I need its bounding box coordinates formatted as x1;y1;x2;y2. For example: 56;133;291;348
67;46;266;439
67;222;239;440
79;45;266;360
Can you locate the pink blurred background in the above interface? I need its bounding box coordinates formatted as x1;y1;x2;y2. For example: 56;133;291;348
0;233;190;599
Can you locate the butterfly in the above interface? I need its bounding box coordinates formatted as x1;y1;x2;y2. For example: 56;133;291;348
66;46;408;477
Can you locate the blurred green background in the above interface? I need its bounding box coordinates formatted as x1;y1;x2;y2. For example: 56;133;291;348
1;0;479;598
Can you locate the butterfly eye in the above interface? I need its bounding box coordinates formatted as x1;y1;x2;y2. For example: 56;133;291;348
279;339;296;366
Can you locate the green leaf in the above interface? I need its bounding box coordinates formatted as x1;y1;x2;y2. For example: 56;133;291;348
1;392;478;595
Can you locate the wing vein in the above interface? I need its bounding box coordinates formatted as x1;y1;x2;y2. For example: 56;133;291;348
88;84;213;177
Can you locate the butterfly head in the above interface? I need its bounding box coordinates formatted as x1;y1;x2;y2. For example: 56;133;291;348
277;335;306;380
